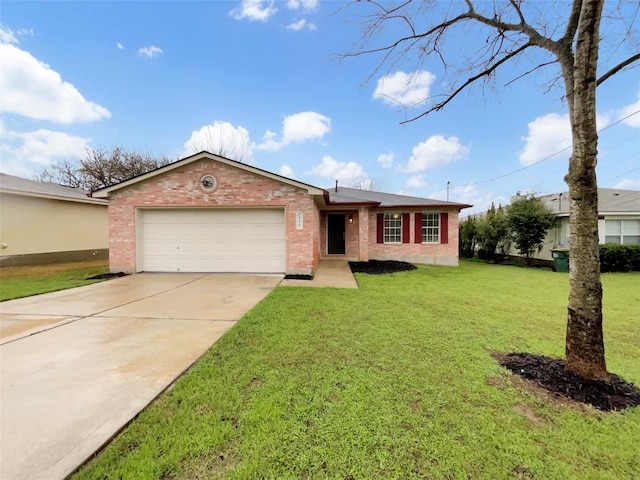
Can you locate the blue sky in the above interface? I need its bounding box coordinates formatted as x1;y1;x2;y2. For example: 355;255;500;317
1;0;638;213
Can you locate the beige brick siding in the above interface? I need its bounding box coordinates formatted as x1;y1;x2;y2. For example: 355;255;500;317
108;159;320;274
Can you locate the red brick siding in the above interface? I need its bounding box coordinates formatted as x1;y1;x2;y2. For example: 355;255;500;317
319;210;359;259
108;159;320;274
367;208;460;266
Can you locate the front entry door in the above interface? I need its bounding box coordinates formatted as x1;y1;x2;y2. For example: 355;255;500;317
327;214;346;254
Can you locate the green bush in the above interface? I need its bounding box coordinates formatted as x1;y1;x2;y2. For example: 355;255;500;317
599;244;640;272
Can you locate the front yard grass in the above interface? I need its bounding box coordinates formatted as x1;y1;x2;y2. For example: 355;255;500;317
0;260;109;301
75;261;640;479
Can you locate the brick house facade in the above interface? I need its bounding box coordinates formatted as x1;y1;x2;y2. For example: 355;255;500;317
93;152;470;275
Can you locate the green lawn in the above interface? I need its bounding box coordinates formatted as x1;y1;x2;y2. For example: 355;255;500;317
75;261;640;480
0;260;110;301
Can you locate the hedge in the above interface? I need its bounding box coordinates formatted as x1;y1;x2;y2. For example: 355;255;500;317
599;244;640;272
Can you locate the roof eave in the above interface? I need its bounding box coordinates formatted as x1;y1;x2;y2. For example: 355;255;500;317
1;188;108;205
92;151;325;198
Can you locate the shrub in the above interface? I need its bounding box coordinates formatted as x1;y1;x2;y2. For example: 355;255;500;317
599;244;640;272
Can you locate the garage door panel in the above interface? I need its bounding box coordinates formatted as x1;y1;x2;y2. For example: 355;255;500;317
140;209;285;273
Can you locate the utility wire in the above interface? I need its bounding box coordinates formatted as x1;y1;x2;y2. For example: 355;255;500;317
454;109;640;188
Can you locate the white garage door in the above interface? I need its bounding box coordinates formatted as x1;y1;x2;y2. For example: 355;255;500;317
139;208;285;273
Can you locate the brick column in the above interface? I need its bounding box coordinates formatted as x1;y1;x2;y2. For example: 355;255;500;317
358;205;370;261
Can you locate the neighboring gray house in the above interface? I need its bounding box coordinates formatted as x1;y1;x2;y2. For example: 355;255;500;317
519;188;640;263
0;173;109;266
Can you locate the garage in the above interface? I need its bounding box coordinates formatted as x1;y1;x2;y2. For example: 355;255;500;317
139;208;286;273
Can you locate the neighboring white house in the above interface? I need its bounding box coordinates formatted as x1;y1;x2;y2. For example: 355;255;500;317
0;173;109;266
524;188;640;263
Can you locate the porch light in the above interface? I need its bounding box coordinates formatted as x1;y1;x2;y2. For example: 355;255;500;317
349;214;353;224
392;213;400;219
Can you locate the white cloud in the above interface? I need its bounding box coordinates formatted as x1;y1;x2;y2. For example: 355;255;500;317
286;19;317;31
0;128;90;176
406;174;427;188
613;178;640;190
16;28;34;38
286;0;318;11
518;113;572;166
430;184;500;211
0;43;111;124
308;155;368;183
0;24;18;44
116;42;124;50
138;45;163;58
518;112;611;166
184;121;254;162
377;151;394;168
404;135;469;173
258;111;331;152
230;0;277;22
280;165;294;178
373;70;436;108
618;90;640;128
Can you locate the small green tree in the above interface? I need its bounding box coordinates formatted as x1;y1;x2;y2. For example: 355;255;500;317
459;216;478;259
476;203;510;263
507;194;556;266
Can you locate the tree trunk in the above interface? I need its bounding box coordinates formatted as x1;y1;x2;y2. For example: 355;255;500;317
563;0;607;380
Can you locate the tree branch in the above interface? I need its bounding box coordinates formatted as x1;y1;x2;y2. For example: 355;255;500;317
402;42;532;123
504;60;558;87
563;0;583;42
597;52;640;86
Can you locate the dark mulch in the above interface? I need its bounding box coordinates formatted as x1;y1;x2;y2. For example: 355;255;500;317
284;274;314;280
348;260;417;275
86;272;127;280
497;352;640;412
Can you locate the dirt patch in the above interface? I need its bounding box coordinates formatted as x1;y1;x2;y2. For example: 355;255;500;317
86;272;127;280
495;352;640;412
512;404;544;423
348;260;417;275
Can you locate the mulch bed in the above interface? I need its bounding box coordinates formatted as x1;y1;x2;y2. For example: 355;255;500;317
348;260;417;275
86;272;127;280
283;274;314;280
496;352;640;412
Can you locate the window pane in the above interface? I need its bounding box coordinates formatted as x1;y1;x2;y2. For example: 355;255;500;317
622;235;640;245
384;213;402;243
605;235;621;244
422;213;439;243
623;220;640;235
605;220;621;235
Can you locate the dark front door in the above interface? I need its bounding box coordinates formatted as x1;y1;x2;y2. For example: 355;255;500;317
327;214;346;254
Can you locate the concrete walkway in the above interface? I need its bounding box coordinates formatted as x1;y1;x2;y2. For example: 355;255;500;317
0;273;281;480
280;259;358;288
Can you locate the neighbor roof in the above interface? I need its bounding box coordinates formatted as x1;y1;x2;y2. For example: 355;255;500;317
327;186;472;209
541;188;640;215
0;173;107;205
92;151;325;198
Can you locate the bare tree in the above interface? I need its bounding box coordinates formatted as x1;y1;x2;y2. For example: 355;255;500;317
343;0;639;380
37;147;173;191
349;178;384;191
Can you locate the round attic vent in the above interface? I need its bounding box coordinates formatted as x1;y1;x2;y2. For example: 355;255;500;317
199;174;217;191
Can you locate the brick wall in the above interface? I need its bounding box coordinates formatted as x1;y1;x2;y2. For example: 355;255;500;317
319;210;360;259
367;208;460;266
108;159;320;274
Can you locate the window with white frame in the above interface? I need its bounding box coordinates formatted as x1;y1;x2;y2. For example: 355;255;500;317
384;212;402;243
605;219;640;245
422;213;440;243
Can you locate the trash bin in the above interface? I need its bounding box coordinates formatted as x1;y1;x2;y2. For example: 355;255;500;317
551;248;570;272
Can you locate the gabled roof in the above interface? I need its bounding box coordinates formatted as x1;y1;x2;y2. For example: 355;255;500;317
0;173;107;205
92;151;325;198
541;188;640;215
326;186;472;209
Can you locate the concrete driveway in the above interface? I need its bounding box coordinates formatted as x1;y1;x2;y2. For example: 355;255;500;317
0;273;281;480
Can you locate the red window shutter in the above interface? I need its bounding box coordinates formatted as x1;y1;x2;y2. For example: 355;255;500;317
377;213;384;243
415;213;423;243
440;212;449;244
402;213;410;243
